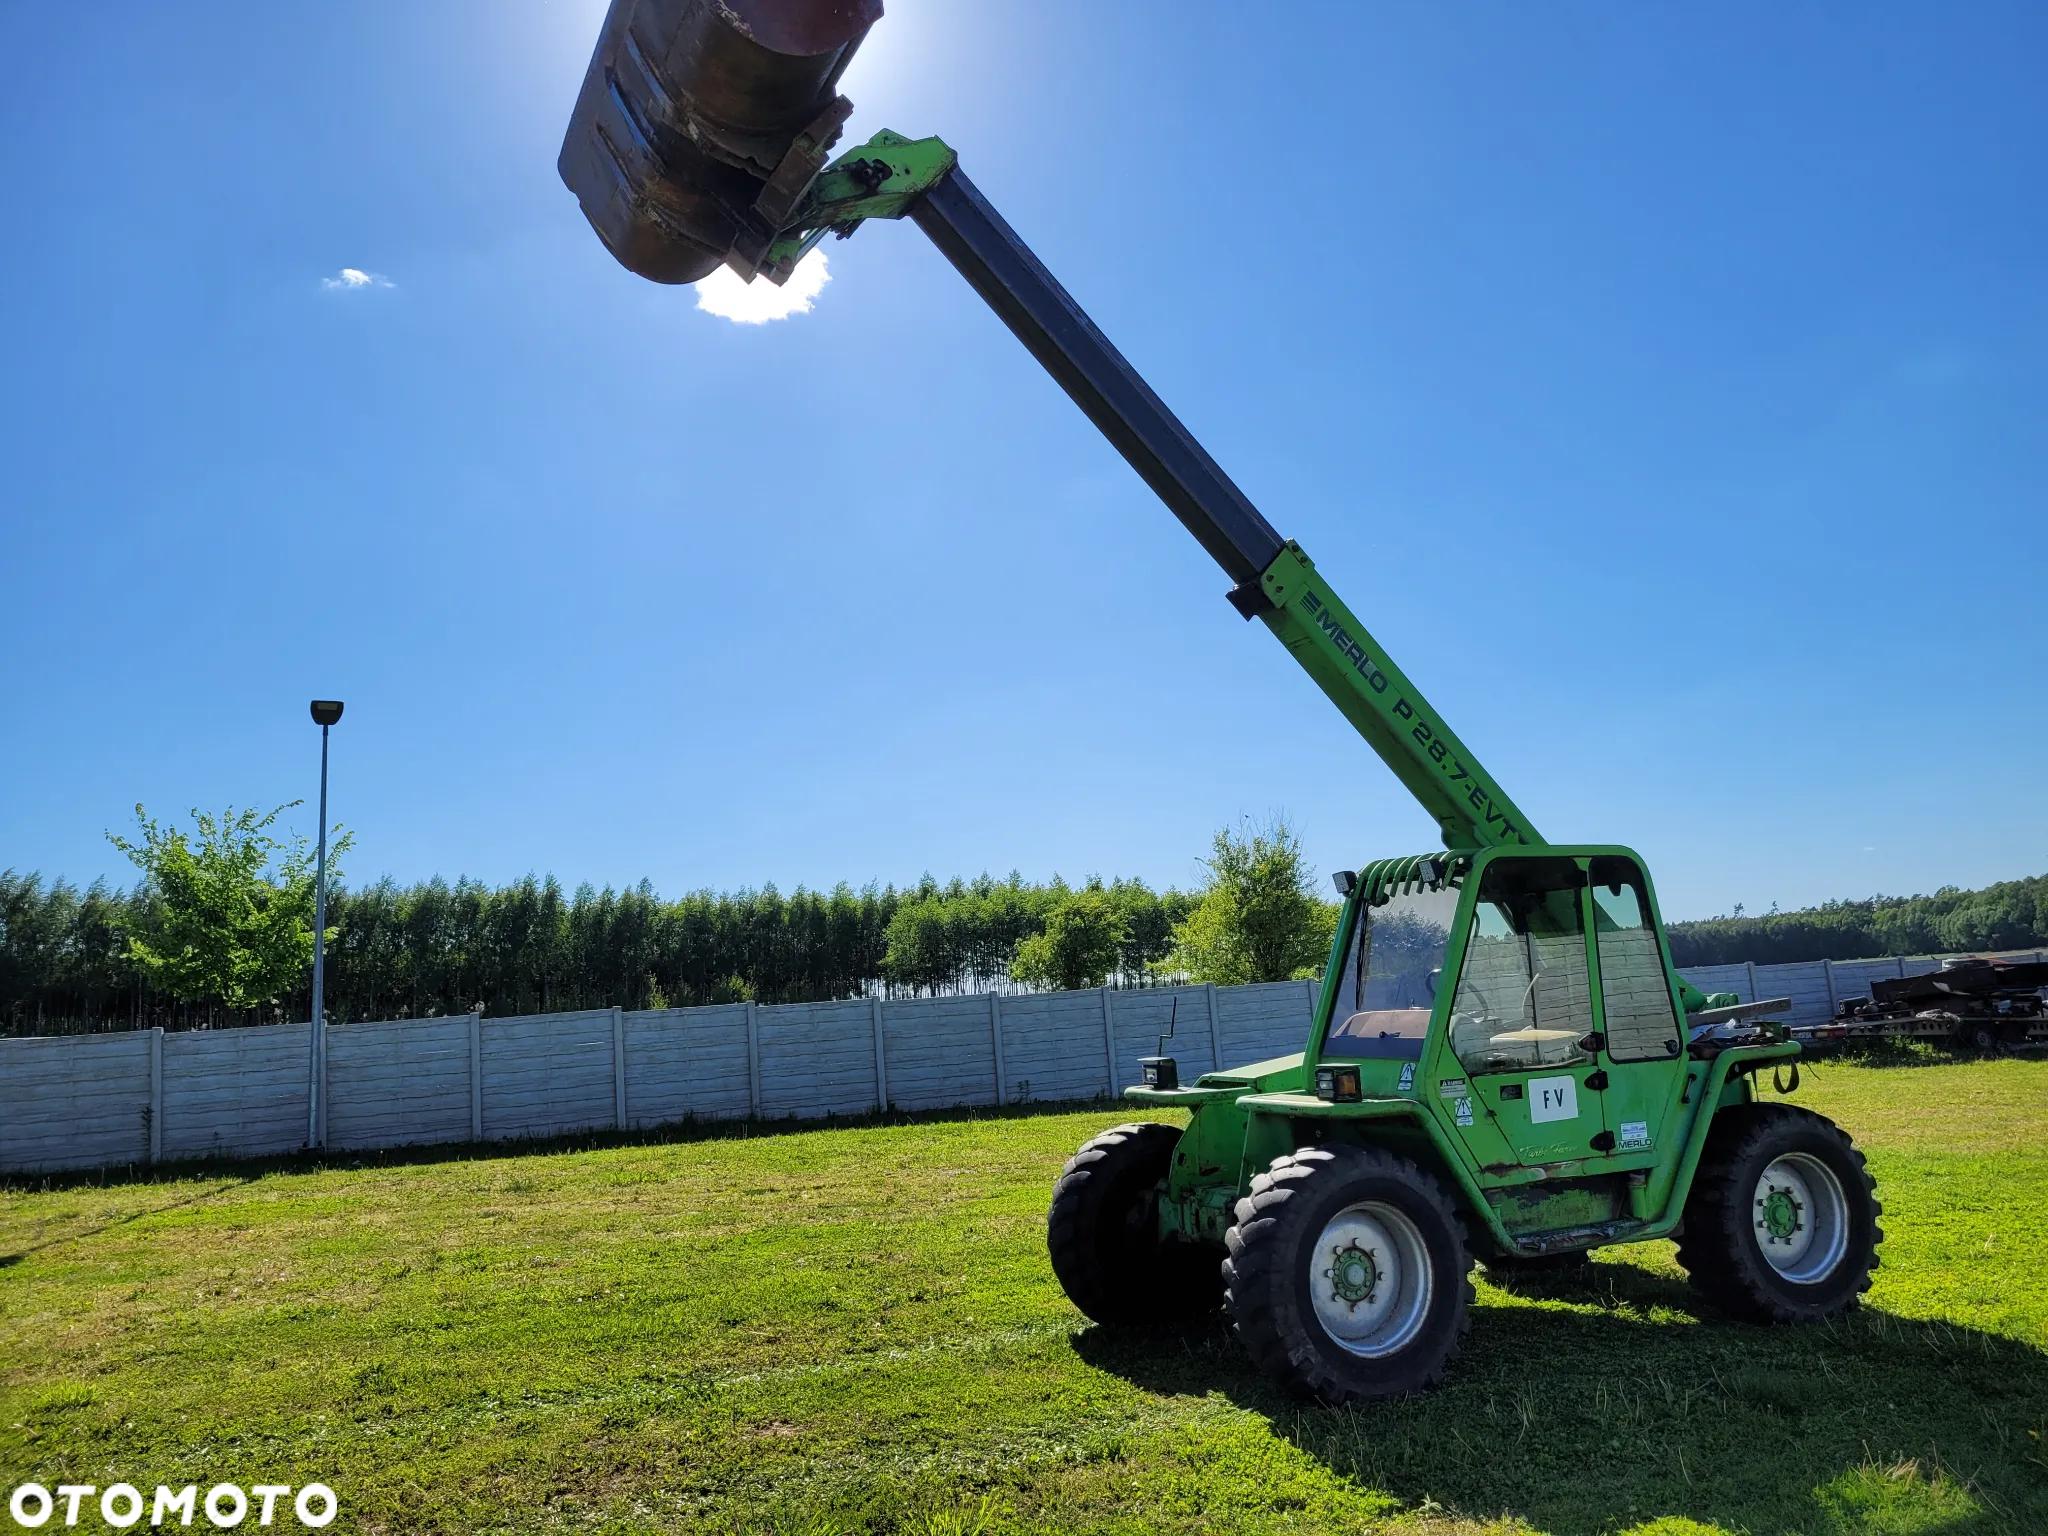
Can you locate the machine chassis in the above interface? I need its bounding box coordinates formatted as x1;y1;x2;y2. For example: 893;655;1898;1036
1126;843;1799;1263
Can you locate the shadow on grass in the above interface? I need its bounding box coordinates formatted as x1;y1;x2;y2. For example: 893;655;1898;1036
1075;1260;2048;1536
0;1094;1139;1198
0;1175;260;1265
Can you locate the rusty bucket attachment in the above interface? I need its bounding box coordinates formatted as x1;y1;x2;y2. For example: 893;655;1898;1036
559;0;883;284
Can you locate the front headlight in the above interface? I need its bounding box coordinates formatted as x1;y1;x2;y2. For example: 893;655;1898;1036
1314;1064;1362;1102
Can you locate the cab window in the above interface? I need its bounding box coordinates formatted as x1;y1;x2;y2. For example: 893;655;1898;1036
1589;856;1682;1062
1325;886;1458;1060
1448;857;1594;1075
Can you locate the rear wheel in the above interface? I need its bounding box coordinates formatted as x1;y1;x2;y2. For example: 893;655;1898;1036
1962;1020;2003;1055
1047;1122;1221;1325
1677;1103;1880;1322
1223;1145;1472;1403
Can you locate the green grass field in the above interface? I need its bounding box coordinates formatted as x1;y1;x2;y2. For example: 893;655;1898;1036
3;1057;2044;1535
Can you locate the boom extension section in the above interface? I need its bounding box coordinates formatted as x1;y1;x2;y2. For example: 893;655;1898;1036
772;134;1543;851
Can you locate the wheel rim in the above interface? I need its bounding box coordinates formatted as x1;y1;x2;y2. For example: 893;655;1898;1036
1308;1200;1434;1358
1751;1152;1850;1284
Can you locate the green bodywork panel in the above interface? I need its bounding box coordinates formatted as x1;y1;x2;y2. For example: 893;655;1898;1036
761;131;959;278
1130;845;1799;1259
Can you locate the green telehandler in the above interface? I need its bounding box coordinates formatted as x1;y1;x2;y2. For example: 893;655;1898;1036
559;0;1883;1402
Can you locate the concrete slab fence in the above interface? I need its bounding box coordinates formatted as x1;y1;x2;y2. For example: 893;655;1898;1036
5;952;2040;1176
0;980;1318;1176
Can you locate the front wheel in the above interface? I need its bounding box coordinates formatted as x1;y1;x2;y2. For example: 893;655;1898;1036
1677;1103;1881;1323
1223;1145;1473;1403
1047;1122;1222;1325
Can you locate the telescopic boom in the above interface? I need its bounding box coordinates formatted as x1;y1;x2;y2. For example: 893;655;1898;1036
885;147;1541;852
559;5;1541;851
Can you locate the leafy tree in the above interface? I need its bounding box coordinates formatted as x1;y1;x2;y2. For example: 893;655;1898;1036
107;803;348;1012
881;895;966;995
1163;816;1337;985
1011;890;1127;991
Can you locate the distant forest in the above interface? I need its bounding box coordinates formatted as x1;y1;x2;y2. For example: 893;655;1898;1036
5;863;2043;1037
1664;873;2048;967
0;871;1195;1036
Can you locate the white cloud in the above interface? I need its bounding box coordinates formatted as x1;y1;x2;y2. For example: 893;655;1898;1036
321;267;394;292
693;249;829;324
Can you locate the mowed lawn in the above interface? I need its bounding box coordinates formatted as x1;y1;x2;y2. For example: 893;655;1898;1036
3;1058;2045;1535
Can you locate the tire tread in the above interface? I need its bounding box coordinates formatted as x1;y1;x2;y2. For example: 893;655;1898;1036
1048;1122;1218;1325
1676;1101;1881;1323
1222;1144;1473;1404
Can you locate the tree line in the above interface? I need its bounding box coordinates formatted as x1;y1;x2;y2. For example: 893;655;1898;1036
17;796;2032;1037
1663;873;2048;967
2;809;1333;1036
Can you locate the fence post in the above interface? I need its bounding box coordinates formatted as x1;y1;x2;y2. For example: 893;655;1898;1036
1204;984;1223;1074
1744;962;1758;1003
989;992;1007;1106
871;996;889;1112
1822;959;1839;1013
745;1000;762;1119
469;1014;484;1141
1896;957;1907;979
611;1006;627;1130
316;1023;329;1150
1101;987;1116;1096
148;1028;164;1165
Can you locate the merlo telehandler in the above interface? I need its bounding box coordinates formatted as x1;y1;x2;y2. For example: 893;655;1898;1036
559;0;1883;1402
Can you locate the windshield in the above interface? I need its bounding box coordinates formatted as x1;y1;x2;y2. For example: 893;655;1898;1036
1324;887;1459;1060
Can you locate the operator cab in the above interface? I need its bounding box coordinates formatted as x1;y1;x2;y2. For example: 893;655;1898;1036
1316;847;1689;1170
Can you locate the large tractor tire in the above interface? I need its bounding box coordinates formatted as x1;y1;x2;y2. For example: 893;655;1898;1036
1047;1122;1222;1326
1677;1103;1881;1323
1223;1145;1473;1404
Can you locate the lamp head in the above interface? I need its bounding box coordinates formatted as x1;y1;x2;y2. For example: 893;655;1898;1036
310;700;344;727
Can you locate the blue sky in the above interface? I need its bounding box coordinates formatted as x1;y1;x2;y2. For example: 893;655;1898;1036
2;2;2042;920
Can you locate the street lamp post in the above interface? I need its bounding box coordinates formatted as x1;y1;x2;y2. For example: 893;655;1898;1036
307;699;344;1148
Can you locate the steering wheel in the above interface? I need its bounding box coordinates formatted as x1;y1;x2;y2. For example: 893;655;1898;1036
1453;981;1493;1023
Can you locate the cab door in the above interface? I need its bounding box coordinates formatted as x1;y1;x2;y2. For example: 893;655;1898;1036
1586;855;1688;1159
1440;855;1604;1168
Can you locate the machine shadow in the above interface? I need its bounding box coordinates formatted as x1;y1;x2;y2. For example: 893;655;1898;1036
0;1094;1138;1196
1073;1260;2048;1536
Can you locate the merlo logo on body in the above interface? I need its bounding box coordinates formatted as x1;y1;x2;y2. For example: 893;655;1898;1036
1298;589;1527;845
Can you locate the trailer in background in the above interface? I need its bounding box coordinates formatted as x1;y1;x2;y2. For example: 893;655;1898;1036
1797;957;2048;1053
